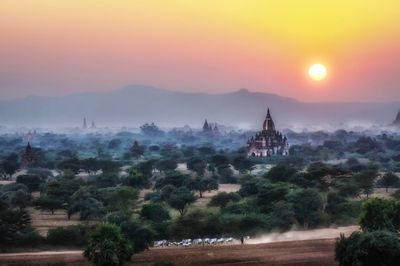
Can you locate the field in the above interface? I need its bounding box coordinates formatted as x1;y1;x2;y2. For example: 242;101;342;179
0;226;357;266
0;239;338;266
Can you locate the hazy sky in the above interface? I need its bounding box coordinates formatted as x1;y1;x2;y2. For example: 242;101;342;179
1;0;400;102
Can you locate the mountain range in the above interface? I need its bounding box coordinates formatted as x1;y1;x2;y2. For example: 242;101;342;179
0;85;399;129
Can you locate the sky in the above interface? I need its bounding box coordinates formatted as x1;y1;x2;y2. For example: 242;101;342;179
0;0;400;102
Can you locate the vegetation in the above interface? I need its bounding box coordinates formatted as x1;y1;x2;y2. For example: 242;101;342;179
0;127;399;263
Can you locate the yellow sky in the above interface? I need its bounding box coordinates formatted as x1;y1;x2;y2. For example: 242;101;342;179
1;0;400;101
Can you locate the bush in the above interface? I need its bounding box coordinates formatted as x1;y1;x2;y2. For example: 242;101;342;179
141;203;170;223
84;223;133;266
47;226;89;247
16;175;45;192
335;231;400;266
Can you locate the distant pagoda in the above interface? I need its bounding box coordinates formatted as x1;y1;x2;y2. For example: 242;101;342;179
393;110;400;126
21;142;35;168
202;119;219;134
247;108;289;157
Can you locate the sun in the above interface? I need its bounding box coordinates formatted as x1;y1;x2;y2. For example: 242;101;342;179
308;63;327;81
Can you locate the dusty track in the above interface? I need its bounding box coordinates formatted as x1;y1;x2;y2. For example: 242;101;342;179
0;239;338;266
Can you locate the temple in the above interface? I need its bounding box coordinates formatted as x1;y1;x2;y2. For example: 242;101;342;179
393;110;400;126
247;108;289;157
21;142;34;168
202;119;219;134
83;117;87;129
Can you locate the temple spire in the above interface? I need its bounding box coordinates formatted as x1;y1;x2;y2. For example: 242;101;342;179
263;107;275;131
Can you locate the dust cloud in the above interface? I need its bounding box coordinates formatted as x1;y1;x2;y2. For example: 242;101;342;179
247;225;359;244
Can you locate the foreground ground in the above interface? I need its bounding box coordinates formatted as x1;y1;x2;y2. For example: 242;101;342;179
0;239;339;266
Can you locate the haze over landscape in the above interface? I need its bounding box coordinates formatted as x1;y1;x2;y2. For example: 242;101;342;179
0;85;399;128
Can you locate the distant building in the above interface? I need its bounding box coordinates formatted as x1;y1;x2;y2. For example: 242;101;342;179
393;110;400;126
202;119;219;134
21;142;34;168
83;117;87;129
247;108;289;157
91;120;96;129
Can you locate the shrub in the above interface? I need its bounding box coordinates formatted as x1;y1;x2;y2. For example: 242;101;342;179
47;226;89;247
84;223;133;266
335;231;400;266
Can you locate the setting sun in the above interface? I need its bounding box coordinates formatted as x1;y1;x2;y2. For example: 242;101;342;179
308;64;327;81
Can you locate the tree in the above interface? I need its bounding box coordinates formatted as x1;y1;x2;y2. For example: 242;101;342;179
287;189;323;229
264;165;296;182
0;206;31;245
16;174;44;192
119;220;156;252
140;203;170;223
359;198;400;232
211;154;229;167
379;172;400;192
239;179;261;197
1;153;20;179
187;176;218;198
84;223;133;266
35;195;63;215
332;177;360;198
217;165;235;183
354;169;378;198
325;192;349;221
98;186;139;212
232;156;255;174
335;231;400;266
154;172;189;189
140;123;164;136
187;157;207;176
122;170;149;189
156;159;178;172
208;192;241;208
166;187;196;215
130;141;144;158
256;182;291;210
68;188;105;220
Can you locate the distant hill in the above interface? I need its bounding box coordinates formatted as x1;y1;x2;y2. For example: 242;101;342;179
0;85;399;129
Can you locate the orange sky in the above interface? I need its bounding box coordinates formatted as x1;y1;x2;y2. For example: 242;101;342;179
0;0;400;102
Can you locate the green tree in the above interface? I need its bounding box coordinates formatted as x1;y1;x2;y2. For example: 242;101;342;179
35;195;63;215
287;189;323;229
379;172;400;192
1;153;20;179
208;192;241;208
68;188;105;220
232;156;255;174
335;231;400;266
140;203;170;223
354;169;378;198
187;157;207;176
359;198;400;232
16;174;44;192
156;159;178;172
166;187;196;215
264;165;296;182
84;223;133;266
187;176;218;198
122;169;149;189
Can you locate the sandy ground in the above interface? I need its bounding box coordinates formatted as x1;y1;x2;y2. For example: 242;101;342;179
0;226;357;266
29;208;82;236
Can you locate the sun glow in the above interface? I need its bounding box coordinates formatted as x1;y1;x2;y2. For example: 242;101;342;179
308;64;327;81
